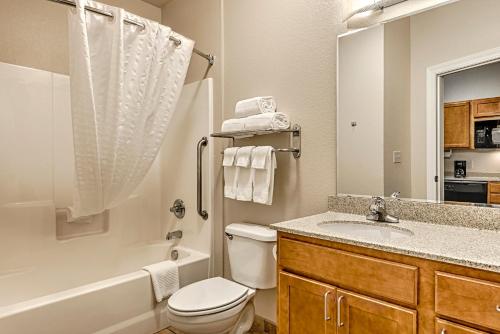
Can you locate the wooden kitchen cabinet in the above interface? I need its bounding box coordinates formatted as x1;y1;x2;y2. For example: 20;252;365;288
278;271;336;334
488;182;500;204
336;289;416;334
471;97;500;118
444;101;473;149
435;319;489;334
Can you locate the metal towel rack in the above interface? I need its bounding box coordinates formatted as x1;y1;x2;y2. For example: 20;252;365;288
197;137;209;220
210;124;301;159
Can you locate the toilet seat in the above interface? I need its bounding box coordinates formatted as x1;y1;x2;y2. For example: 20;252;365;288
168;277;250;316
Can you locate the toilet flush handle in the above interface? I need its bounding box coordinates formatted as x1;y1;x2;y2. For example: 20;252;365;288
225;232;233;240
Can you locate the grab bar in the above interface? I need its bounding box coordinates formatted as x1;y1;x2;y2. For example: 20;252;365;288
197;137;209;220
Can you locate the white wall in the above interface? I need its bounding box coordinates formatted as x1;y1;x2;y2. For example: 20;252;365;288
338;25;385;197
444;61;500;102
410;0;500;198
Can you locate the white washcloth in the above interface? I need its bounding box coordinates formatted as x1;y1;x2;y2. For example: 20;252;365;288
235;146;255;201
143;261;179;303
223;147;239;199
221;118;245;132
251;147;277;205
242;112;290;131
235;96;277;118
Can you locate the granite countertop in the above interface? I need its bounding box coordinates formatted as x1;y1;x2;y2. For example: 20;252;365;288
270;211;500;273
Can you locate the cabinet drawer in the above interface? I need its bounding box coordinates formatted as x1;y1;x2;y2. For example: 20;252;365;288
435;272;500;331
490;182;500;194
435;318;488;334
279;238;418;305
490;193;500;205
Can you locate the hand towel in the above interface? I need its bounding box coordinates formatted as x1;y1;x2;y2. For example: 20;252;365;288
223;147;239;199
251;146;277;205
243;112;290;131
143;261;179;303
221;118;245;133
235;146;255;201
235;96;277;118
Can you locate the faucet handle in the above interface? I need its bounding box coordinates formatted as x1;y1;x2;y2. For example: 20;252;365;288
369;197;385;213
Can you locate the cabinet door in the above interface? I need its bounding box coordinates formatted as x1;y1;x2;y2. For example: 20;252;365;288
336;289;416;334
278;271;336;334
472;97;500;118
444;102;472;149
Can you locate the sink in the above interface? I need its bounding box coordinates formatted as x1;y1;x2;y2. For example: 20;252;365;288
318;221;413;241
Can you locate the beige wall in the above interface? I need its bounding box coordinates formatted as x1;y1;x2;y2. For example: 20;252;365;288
223;0;344;322
338;26;385;197
0;0;161;74
410;0;500;199
384;18;411;198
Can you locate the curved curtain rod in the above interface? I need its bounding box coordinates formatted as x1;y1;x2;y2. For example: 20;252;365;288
47;0;215;65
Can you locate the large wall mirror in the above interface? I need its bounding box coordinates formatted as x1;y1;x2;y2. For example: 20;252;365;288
337;0;500;206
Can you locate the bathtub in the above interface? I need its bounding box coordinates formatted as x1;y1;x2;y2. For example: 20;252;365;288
0;244;209;334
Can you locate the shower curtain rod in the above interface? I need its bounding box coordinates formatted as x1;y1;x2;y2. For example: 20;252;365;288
47;0;215;65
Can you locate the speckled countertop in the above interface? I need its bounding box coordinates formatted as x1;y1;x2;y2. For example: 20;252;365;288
270;211;500;273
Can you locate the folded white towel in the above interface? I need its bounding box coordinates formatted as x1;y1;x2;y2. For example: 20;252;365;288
143;261;179;303
223;147;239;199
221;112;290;133
235;96;277;118
251;146;277;205
235;146;255;201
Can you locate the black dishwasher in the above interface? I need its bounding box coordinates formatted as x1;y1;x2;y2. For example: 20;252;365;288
444;180;488;204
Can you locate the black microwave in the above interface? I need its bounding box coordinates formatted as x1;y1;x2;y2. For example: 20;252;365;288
475;120;500;149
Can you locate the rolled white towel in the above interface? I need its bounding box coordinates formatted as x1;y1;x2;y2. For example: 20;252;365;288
243;112;290;131
235;96;277;118
221;118;245;132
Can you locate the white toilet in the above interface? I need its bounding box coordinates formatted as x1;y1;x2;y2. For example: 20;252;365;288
166;223;277;334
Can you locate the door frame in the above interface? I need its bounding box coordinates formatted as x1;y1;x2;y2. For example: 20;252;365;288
426;46;500;201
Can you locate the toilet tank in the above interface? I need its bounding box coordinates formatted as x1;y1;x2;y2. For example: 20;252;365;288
225;223;277;289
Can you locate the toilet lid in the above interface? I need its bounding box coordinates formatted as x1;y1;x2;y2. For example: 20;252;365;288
168;277;249;315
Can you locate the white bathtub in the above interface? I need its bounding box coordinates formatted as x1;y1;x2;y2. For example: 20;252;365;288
0;245;209;334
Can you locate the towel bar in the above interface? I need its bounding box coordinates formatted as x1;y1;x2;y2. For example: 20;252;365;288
211;124;301;159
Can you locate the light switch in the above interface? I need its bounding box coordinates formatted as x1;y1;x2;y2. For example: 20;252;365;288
393;151;402;164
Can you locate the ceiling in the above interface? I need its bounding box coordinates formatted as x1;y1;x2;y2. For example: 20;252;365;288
142;0;172;7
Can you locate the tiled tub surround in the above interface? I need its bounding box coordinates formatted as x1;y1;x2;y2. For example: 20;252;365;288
328;195;500;230
271;210;500;273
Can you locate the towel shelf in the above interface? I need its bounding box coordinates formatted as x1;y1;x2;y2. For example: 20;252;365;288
210;124;301;159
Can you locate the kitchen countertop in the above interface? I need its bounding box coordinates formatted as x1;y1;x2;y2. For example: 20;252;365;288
270;211;500;273
445;176;500;182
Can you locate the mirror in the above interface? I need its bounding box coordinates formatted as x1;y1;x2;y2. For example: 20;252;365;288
337;0;500;206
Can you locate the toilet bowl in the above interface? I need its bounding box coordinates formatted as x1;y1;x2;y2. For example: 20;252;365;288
167;223;276;334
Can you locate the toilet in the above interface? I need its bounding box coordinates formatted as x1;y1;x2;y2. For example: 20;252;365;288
166;223;277;334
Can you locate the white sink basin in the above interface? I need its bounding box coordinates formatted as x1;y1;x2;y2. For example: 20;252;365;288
318;221;413;241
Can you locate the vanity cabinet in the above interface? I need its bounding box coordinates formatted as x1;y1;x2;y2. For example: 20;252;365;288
277;232;500;334
444;101;473;149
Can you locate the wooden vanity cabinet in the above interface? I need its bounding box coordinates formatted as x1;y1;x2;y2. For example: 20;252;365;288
444;101;473;149
277;232;500;334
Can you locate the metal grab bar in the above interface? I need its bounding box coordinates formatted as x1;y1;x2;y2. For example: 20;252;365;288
197;137;209;220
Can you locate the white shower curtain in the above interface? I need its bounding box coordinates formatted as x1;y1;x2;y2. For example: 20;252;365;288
67;0;193;219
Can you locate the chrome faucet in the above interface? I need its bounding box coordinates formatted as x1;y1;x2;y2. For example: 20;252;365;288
366;197;399;223
166;230;183;240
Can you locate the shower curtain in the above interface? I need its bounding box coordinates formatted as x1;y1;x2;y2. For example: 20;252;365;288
67;0;193;219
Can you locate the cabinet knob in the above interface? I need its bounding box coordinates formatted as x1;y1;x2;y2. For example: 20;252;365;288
440;329;447;334
496;304;500;312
